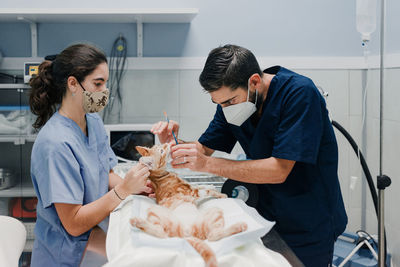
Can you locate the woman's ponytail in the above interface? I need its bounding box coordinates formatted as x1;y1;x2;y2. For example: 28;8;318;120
29;43;107;129
29;60;62;129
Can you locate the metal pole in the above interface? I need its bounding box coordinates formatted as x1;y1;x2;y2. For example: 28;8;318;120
378;0;386;266
378;190;385;267
379;0;385;176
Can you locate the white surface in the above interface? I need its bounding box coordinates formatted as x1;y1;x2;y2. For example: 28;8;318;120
0;84;30;89
104;195;290;267
0;8;198;23
0;216;26;267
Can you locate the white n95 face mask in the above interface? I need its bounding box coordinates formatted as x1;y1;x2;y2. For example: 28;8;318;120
222;81;258;126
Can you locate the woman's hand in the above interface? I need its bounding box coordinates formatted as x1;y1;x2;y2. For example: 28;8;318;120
115;163;151;198
151;120;179;145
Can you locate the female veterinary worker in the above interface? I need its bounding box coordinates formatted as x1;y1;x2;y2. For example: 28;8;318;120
29;43;151;266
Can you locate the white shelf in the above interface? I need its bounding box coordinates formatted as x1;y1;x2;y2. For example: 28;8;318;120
0;8;198;58
0;134;36;143
0;8;198;23
0;181;36;197
0;84;30;89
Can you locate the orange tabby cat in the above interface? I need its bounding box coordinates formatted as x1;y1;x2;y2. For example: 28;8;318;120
129;144;248;267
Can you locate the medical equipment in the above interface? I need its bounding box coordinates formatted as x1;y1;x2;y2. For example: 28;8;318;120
23;62;40;83
356;0;377;46
333;231;391;267
163;111;179;144
331;120;392;267
104;123;159;162
317;86;391;266
221;179;259;208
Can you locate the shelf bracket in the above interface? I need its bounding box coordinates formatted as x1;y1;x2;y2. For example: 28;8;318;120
17;16;38;57
137;20;143;57
30;22;38;57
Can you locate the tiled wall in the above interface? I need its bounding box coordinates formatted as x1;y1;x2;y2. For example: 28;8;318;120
108;66;399;265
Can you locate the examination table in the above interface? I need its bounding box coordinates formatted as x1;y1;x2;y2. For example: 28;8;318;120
101;194;304;267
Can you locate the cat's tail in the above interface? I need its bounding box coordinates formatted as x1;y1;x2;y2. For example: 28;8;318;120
185;237;217;267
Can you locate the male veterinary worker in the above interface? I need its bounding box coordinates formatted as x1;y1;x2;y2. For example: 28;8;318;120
152;44;347;267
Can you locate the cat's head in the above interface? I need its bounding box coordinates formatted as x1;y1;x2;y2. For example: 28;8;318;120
136;143;170;171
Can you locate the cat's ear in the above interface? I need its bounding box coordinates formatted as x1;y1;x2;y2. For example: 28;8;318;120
136;146;150;156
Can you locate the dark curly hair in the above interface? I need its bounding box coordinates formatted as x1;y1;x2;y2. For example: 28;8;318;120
29;43;107;129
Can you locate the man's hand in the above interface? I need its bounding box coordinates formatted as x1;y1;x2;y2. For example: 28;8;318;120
170;143;209;172
151;120;179;145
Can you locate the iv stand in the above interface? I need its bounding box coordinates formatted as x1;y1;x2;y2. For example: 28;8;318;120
378;0;391;266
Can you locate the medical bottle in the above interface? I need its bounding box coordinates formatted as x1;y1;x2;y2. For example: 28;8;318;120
356;0;377;45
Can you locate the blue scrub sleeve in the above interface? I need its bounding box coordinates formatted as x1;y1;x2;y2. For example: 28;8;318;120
271;85;323;164
96;114;118;170
198;105;237;153
99;127;117;170
107;144;118;169
36;142;84;208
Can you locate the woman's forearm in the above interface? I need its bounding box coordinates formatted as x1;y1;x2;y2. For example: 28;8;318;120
55;187;122;237
108;170;123;190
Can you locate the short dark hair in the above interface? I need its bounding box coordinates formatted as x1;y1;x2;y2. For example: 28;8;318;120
199;44;262;92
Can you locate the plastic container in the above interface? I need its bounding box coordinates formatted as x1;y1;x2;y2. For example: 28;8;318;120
356;0;377;43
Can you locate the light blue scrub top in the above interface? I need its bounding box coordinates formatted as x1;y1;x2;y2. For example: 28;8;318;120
30;112;117;267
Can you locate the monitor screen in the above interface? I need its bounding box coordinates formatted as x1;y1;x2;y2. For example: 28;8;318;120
110;130;155;161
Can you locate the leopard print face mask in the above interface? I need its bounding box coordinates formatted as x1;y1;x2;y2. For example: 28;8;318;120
82;88;109;113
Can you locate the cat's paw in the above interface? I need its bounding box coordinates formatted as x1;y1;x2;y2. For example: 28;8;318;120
236;222;248;232
130;217;144;228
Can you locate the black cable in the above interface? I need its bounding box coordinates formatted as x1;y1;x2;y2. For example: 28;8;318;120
103;35;127;123
332;120;378;214
332;120;387;266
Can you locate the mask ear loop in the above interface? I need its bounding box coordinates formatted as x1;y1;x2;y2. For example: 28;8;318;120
77;80;87;92
247;79;252;102
247;78;258;105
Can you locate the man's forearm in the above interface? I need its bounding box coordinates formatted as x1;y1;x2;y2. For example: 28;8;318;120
204;156;293;184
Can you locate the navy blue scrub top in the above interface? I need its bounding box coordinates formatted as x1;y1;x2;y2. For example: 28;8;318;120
199;66;347;256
